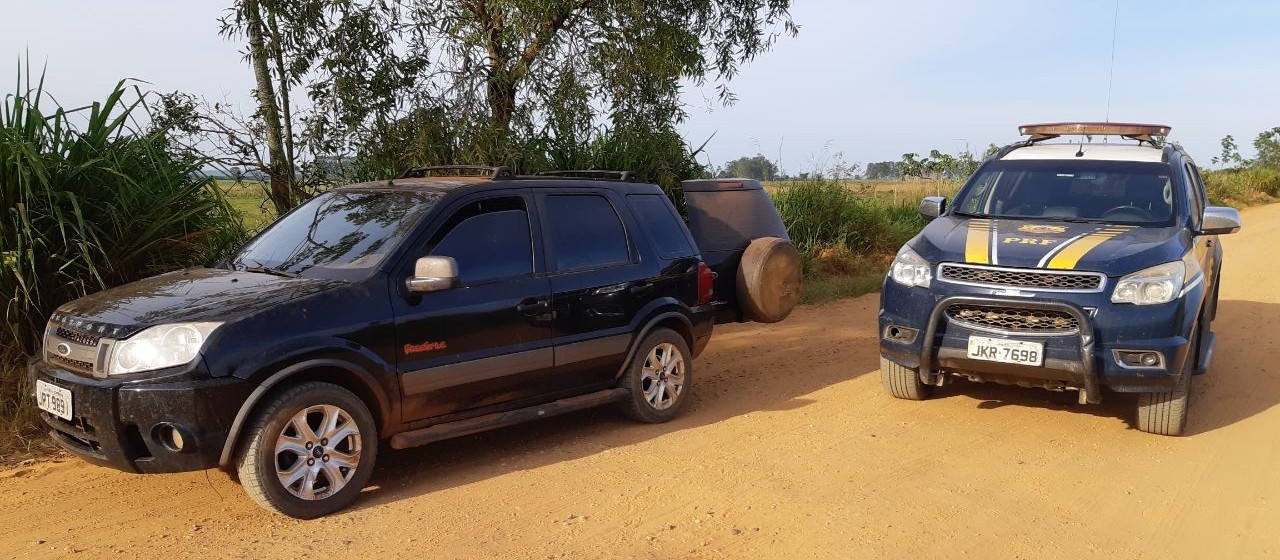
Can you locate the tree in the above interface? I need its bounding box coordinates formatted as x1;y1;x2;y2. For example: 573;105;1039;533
900;153;924;179
721;154;779;180
1210;134;1246;168
1253;127;1280;169
863;161;900;180
984;143;1000;158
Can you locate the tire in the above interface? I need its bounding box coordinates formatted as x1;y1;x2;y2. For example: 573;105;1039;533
1136;357;1192;436
737;237;802;323
617;328;692;423
236;382;378;518
880;357;931;400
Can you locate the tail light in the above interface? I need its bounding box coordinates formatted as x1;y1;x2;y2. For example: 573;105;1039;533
697;262;714;306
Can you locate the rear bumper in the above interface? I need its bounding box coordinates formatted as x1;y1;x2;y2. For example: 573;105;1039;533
29;359;253;473
879;284;1196;398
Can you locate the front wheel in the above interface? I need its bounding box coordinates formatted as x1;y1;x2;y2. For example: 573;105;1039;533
881;357;931;400
236;382;378;518
617;328;692;423
1136;364;1192;436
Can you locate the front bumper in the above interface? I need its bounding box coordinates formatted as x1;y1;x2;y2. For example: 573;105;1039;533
29;359;253;473
879;278;1199;399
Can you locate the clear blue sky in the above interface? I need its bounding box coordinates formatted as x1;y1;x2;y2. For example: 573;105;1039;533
5;1;1278;173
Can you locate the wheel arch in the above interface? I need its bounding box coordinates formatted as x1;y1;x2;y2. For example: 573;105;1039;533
614;311;694;380
218;359;393;468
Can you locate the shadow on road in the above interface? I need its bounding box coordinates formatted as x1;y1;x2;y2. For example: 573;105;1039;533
352;312;875;512
909;299;1280;436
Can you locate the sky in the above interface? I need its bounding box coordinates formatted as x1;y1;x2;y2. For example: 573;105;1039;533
4;1;1279;174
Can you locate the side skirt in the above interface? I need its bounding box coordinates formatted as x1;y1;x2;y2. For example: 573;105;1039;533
389;388;628;450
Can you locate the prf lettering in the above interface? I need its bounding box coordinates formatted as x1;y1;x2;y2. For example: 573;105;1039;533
1002;237;1056;246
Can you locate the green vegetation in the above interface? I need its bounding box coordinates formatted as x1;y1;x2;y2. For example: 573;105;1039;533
1204;167;1280;207
0;75;246;458
772;179;938;303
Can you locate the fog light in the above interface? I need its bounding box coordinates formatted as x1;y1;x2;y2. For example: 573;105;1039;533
883;325;919;344
1115;350;1164;369
154;423;192;453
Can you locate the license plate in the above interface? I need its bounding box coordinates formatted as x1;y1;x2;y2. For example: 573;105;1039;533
966;335;1044;367
36;380;73;421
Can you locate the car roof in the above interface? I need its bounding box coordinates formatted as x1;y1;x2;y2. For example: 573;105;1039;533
1000;143;1166;163
333;176;665;196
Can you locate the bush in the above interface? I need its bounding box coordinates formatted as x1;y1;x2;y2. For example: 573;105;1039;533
771;179;925;271
1203;167;1280;207
0;74;247;436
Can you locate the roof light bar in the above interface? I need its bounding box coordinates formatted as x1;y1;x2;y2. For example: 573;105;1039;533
1019;122;1171;143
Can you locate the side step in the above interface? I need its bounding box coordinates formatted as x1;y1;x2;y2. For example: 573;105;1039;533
389;388;628;450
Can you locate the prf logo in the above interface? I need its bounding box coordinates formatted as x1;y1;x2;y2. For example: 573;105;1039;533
404;341;448;355
1018;224;1068;235
1003;237;1057;246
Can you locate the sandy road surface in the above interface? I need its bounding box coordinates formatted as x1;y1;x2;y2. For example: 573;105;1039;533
4;204;1279;560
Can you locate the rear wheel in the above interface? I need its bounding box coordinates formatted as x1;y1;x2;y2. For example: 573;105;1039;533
617;329;691;423
881;357;931;400
236;382;378;518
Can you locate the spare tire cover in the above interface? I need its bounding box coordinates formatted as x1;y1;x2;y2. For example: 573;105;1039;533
736;237;802;323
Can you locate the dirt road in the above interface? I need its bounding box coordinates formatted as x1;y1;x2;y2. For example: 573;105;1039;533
4;204;1279;560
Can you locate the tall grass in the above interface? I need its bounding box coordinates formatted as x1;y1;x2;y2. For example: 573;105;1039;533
1204;167;1280;207
1;71;247;454
772;179;926;267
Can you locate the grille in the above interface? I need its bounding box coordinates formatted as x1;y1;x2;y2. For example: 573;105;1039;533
50;355;95;374
939;264;1103;292
946;304;1080;334
56;327;100;347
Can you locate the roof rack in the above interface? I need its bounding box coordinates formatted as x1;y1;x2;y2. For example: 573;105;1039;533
534;170;638;182
1018;122;1172;146
400;165;514;180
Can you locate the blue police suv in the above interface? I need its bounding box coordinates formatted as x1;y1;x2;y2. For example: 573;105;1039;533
878;123;1242;436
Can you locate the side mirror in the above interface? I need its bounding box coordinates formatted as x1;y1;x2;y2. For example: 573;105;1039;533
1198;206;1242;235
406;256;459;293
918;196;946;220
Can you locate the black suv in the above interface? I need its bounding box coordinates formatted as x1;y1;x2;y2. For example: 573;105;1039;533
31;168;799;518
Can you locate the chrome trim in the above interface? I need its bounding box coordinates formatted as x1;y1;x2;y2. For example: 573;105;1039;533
938;262;1107;293
1112;349;1166;370
1179;274;1204;298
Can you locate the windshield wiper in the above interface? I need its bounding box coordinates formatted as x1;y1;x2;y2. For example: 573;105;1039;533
235;262;299;279
950;210;989;219
242;266;298;279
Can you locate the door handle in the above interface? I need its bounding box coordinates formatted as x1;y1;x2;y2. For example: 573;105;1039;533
517;298;550;314
629;283;655;296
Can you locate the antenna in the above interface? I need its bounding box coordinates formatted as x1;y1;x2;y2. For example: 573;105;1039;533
1104;0;1121;122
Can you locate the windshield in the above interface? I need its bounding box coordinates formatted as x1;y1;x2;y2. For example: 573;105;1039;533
231;190;442;278
951;160;1178;225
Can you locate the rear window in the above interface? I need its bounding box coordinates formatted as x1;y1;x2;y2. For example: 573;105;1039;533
545;194;631;271
627;195;693;258
952;160;1178;225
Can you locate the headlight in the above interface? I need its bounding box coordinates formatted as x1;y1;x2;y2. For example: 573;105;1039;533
107;322;221;375
890;246;932;288
1111;261;1187;305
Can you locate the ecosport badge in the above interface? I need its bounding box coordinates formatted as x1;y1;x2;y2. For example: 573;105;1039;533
1018;224;1068;235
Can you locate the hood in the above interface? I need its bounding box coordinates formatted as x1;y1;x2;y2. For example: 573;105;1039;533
53;268;346;337
914;216;1189;274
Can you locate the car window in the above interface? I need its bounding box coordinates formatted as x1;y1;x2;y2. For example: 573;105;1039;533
952;160;1176;225
1184;163;1206;226
233;190;442;278
545;194;630;271
627;194;693;258
428;197;533;285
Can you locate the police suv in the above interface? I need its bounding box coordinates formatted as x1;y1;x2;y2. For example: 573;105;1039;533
878;123;1242;436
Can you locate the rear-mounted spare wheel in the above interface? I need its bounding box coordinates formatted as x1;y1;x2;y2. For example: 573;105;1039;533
737;236;801;323
682;178;799;324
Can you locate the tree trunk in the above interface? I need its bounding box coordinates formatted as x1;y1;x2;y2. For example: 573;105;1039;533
267;9;297;185
242;0;293;214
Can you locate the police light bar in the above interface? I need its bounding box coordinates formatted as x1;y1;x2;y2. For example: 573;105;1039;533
1019;122;1171;142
